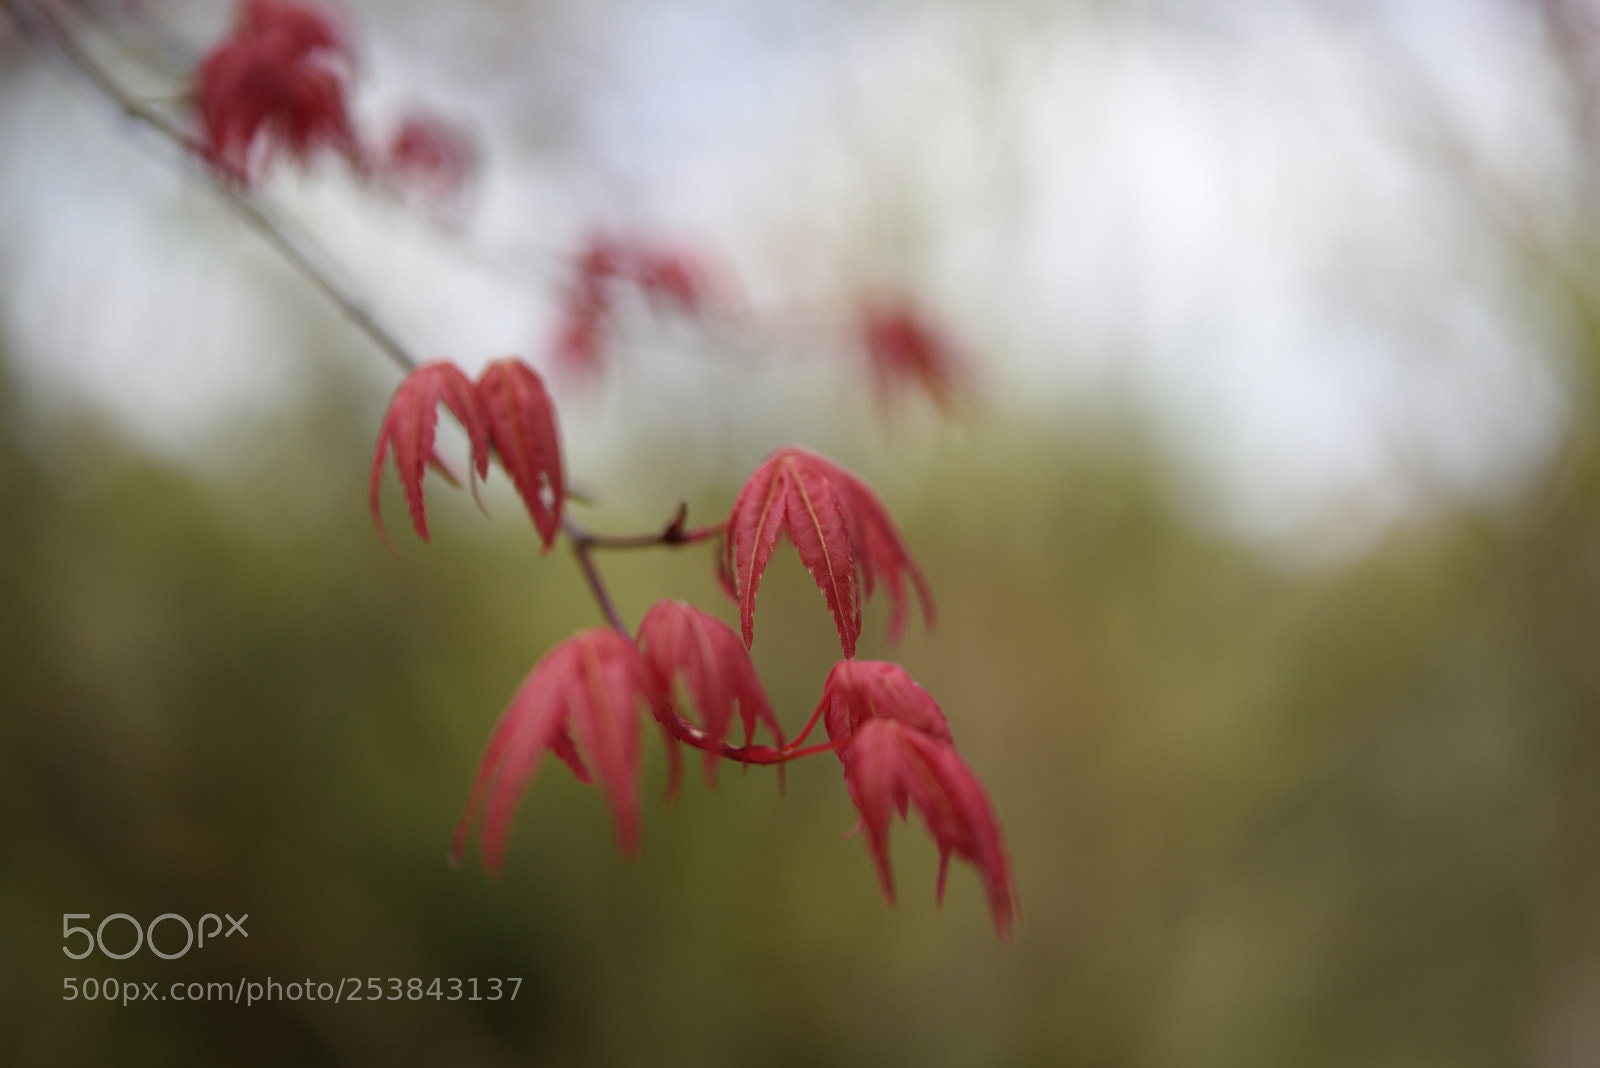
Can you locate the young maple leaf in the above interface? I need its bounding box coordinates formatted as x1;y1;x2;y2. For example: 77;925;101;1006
847;720;1016;939
637;599;785;787
369;360;490;550
858;296;971;412
476;358;565;552
815;657;952;747
451;627;664;872
806;453;935;646
723;446;861;657
193;0;357;183
722;447;934;656
817;658;1016;939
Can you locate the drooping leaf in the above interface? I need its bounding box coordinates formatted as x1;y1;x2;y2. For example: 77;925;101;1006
723;447;860;657
476;358;565;551
369;360;490;549
723;446;935;655
846;718;1016;939
816;658;1015;938
452;628;663;871
193;0;357;183
638;599;784;786
808;453;936;645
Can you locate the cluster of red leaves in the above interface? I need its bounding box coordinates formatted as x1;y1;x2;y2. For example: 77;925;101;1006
818;660;1016;938
551;234;716;381
370;358;562;551
193;0;480;209
193;0;357;182
326;20;1005;929
721;446;934;657
446;601;790;873
401;412;1009;933
858;296;971;412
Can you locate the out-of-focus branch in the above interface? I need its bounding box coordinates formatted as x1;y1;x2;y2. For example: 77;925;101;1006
0;0;420;376
2;3;820;746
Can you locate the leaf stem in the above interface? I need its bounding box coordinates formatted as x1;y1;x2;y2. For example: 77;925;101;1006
651;702;834;767
563;517;630;638
558;504;721;637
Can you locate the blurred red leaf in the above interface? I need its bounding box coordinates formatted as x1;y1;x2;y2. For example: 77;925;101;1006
858;296;970;412
239;0;346;57
549;233;719;382
378;108;478;211
452;628;663;871
369;360;490;549
193;0;356;183
477;358;564;552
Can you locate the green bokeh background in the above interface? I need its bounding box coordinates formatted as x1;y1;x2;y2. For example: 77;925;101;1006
3;337;1596;1065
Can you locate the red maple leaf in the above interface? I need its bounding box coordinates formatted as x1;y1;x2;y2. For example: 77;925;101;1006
806;452;935;646
451;627;663;872
637;599;785;787
815;657;952;746
722;447;934;656
193;0;357;183
369;360;490;549
858;296;970;412
551;278;610;382
548;233;717;382
476;358;564;552
817;658;1016;938
378;108;478;210
723;446;861;656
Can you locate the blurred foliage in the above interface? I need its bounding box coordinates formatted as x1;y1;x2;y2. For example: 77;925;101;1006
1;289;1597;1067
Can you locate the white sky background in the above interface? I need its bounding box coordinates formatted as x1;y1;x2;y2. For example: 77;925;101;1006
0;0;1579;559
